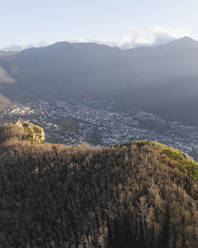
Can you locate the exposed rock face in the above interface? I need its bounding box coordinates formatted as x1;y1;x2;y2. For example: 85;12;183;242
14;119;45;142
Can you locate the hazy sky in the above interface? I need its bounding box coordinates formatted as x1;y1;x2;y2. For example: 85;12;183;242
1;0;198;50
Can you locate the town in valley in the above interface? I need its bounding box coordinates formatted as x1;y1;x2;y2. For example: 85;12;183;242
1;97;198;159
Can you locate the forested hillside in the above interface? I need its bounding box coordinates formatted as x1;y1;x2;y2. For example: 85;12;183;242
1;122;198;247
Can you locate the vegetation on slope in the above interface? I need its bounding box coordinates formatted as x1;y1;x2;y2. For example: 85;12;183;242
1;123;198;248
115;141;198;181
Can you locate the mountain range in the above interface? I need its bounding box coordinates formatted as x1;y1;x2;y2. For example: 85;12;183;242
1;37;198;124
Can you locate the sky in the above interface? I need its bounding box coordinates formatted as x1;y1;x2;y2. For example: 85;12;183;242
1;0;198;50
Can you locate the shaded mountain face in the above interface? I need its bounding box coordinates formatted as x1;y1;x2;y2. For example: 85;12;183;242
0;94;10;112
1;37;198;123
0;51;16;111
1;122;198;247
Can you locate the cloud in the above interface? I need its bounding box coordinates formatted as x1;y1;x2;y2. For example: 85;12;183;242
118;26;192;49
2;39;111;52
2;26;194;51
2;44;24;52
3;41;51;52
25;41;51;49
71;26;194;49
70;37;115;47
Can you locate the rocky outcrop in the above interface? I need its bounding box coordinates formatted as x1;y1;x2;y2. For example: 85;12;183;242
14;119;45;142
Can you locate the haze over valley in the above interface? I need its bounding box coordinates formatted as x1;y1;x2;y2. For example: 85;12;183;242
1;37;198;158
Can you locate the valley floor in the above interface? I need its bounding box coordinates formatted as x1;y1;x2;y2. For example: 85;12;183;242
1;97;198;159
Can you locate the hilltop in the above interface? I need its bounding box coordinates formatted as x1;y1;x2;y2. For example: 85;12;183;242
1;122;198;247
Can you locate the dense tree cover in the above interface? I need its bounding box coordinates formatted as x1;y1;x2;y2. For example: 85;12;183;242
1;123;198;247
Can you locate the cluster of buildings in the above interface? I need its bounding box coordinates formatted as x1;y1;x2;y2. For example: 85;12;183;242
1;97;198;159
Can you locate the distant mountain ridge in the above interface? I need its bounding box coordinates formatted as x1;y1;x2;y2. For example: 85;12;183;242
162;36;198;49
1;36;198;123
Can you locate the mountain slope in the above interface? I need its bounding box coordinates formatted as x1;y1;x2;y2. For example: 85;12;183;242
0;93;10;112
1;37;198;123
1;122;198;247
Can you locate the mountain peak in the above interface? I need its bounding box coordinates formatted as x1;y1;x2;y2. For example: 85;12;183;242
166;36;198;49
